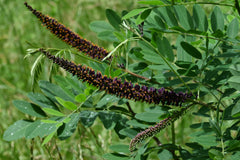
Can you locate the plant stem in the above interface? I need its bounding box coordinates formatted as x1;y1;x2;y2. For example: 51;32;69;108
171;122;175;145
138;35;192;94
126;102;136;117
54;140;62;160
153;136;162;146
30;139;34;160
221;136;225;155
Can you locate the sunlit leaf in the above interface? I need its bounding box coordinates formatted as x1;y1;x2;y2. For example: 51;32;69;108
135;9;151;25
102;153;129;160
211;6;224;32
42;131;55;146
75;93;87;103
25;119;58;139
138;0;164;5
3;120;33;141
42;108;65;117
158;149;173;160
228;76;240;91
135;112;162;122
122;8;149;19
89;21;114;33
97;31;118;42
173;5;194;30
158;6;178;27
193;4;208;32
109;144;130;154
55;97;77;111
227;18;239;38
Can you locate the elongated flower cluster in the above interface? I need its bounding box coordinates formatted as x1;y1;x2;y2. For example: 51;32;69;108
129;107;189;152
24;2;110;60
40;49;192;106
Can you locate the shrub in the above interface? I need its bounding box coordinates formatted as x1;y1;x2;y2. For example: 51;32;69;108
4;1;240;159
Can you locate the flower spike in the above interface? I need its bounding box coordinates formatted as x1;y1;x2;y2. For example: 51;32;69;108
129;107;189;152
40;49;193;106
24;2;110;60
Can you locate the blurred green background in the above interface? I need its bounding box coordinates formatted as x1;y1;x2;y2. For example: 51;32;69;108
0;0;136;159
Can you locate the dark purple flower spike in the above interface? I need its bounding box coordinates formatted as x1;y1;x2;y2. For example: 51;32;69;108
40;49;192;106
129;107;189;152
24;2;110;60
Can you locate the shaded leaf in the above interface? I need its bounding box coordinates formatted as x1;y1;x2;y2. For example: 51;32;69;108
79;111;98;127
106;9;122;31
98;111;117;129
39;80;74;102
225;140;240;152
27;92;59;110
13;100;46;117
154;15;166;29
156;36;174;62
176;35;195;62
58;113;81;140
180;42;202;59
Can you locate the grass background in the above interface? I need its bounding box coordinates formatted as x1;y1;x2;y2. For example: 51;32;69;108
0;0;139;159
0;0;230;159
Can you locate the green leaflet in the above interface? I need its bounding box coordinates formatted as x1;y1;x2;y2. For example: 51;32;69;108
13;100;46;117
106;9;122;31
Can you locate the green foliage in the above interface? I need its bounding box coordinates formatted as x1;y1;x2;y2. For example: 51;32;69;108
3;0;240;159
